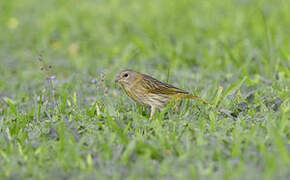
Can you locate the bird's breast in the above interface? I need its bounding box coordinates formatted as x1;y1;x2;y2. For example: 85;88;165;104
124;85;148;106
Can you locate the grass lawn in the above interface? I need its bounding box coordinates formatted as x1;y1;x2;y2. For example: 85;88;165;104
0;0;289;179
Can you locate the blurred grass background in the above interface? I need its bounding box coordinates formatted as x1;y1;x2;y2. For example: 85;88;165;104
0;0;289;179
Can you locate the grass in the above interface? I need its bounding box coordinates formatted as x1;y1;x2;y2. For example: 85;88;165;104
0;0;289;179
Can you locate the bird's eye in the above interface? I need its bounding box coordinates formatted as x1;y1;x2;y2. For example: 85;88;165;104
124;73;129;78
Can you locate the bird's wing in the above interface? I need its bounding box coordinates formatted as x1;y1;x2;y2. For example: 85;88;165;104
141;74;188;95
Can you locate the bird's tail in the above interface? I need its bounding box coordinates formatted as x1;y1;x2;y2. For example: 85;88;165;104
185;94;212;105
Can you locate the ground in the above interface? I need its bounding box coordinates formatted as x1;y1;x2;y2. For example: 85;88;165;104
0;0;289;179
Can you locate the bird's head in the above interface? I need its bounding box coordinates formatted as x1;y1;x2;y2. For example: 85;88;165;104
115;69;139;87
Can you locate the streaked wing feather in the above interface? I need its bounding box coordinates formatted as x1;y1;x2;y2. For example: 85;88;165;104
141;74;188;95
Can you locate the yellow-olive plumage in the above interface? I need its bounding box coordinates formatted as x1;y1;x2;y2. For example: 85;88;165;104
115;69;211;119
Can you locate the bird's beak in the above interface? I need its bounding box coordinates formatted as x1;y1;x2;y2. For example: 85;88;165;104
115;75;120;83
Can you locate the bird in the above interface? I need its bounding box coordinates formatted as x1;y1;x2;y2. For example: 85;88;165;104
115;69;211;119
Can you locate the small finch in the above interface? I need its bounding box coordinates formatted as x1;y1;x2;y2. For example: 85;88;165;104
115;69;211;119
